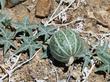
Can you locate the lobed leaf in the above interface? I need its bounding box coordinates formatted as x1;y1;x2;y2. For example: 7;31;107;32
13;16;38;36
0;27;16;54
15;36;42;57
37;24;57;41
96;41;110;73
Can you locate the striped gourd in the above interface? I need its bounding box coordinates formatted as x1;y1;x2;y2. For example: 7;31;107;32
49;29;84;65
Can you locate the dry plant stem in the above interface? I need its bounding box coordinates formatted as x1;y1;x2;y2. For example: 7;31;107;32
11;54;21;69
0;54;21;81
0;48;41;80
82;64;95;82
82;31;110;36
0;65;11;82
75;62;95;82
6;51;17;65
73;0;80;10
8;73;11;82
12;50;38;72
49;0;64;20
66;65;73;82
51;19;76;26
44;0;76;26
82;31;110;40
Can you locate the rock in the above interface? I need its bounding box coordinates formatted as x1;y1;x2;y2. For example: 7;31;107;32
87;0;101;9
10;4;33;22
35;0;52;18
6;0;26;8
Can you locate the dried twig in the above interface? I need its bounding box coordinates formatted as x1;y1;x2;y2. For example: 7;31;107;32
44;0;76;26
0;48;41;80
76;60;95;82
82;64;95;82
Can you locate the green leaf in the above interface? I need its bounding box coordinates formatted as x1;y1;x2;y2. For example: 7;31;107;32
0;13;11;28
40;44;48;58
41;49;48;58
0;0;6;9
13;16;38;35
37;24;57;41
96;64;110;73
2;19;12;27
0;13;7;23
0;27;16;54
80;48;91;68
83;54;91;68
15;36;42;57
96;41;110;73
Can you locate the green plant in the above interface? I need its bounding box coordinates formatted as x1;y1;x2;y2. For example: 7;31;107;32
0;12;57;57
0;13;58;80
15;36;42;57
0;27;16;54
37;24;57;41
0;0;6;9
96;41;110;73
13;16;37;36
0;9;109;75
49;28;89;66
0;13;8;23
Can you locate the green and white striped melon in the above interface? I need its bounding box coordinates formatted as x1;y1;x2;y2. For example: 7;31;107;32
49;29;84;65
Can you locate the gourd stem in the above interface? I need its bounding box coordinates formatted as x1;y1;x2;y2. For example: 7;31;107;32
66;56;74;66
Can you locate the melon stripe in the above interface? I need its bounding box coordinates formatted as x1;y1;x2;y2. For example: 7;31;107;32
50;48;69;62
54;34;69;56
50;48;68;58
75;38;82;56
60;30;72;56
70;30;77;54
